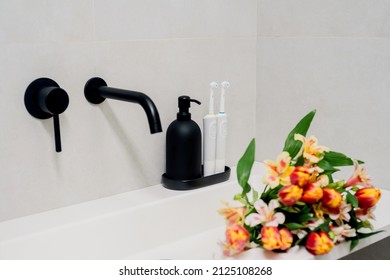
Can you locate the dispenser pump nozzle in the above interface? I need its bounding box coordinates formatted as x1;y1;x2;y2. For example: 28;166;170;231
177;95;201;120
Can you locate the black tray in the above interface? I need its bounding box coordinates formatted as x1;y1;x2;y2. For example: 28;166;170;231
162;166;231;191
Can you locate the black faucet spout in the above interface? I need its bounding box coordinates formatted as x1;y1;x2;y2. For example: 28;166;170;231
84;77;162;134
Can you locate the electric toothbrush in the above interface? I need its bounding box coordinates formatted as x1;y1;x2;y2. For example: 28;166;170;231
215;81;229;174
203;82;218;176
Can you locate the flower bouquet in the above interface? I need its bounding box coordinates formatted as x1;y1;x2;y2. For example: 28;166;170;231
219;110;382;256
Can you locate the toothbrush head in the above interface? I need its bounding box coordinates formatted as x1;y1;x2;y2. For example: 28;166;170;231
210;81;219;90
221;81;230;89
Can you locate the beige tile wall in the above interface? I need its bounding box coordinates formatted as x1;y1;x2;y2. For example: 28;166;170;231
2;0;389;222
256;0;390;190
0;0;257;221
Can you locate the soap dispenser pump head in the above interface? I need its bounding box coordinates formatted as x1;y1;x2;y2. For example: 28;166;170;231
177;95;201;120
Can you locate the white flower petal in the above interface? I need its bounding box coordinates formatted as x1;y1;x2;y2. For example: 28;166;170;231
253;199;269;217
268;199;280;212
343;228;357;238
273;212;285;225
245;213;263;227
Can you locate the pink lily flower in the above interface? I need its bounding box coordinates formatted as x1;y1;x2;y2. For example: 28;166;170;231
328;201;352;223
345;162;371;187
331;224;357;243
245;199;285;227
355;207;376;222
262;152;295;188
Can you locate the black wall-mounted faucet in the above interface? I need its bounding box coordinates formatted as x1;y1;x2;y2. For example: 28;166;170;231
24;78;69;152
84;77;162;134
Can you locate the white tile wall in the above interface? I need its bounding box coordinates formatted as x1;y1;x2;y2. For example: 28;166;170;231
258;0;390;37
0;0;94;43
2;0;389;222
256;1;390;190
95;0;257;40
0;0;257;221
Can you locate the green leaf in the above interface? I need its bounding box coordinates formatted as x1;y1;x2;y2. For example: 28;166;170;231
285;223;306;231
261;186;282;202
317;160;340;173
357;230;384;239
237;138;255;189
324;173;334;183
323;151;363;167
314;221;331;233
346;191;358;208
350;239;359;251
252;189;259;203
295;156;304;167
243;183;251;195
326;180;346;189
297;213;316;223
283;110;316;159
233;193;252;207
280;206;300;213
349;230;384;251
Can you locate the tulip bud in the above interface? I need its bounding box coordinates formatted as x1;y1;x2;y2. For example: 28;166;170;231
322;188;342;209
261;226;281;251
223;225;250;256
279;228;293;250
306;231;334;255
290;166;311;188
278;185;303;206
355;187;381;209
300;183;323;204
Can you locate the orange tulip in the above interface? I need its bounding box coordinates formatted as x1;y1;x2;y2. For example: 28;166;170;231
355;187;381;209
322;188;342;209
261;226;293;251
223;225;250;256
279;228;293;250
300;183;323;204
261;226;281;251
278;185;303;206
290;166;311;188
306;231;334;255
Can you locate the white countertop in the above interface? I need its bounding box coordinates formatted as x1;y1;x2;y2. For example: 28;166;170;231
0;162;389;259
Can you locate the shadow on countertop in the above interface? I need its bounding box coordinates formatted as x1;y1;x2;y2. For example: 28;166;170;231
340;236;390;260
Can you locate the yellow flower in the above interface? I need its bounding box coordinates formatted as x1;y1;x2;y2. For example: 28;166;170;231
295;134;330;164
263;152;295;188
218;202;246;226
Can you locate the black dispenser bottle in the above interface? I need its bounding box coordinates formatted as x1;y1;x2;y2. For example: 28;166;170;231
166;96;202;180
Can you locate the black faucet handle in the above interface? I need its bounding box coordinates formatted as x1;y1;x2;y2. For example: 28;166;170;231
24;78;69;152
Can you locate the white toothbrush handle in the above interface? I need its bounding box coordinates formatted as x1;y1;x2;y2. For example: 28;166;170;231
203;115;217;176
215;113;227;173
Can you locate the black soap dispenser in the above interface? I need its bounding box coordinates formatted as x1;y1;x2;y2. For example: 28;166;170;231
165;96;202;181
